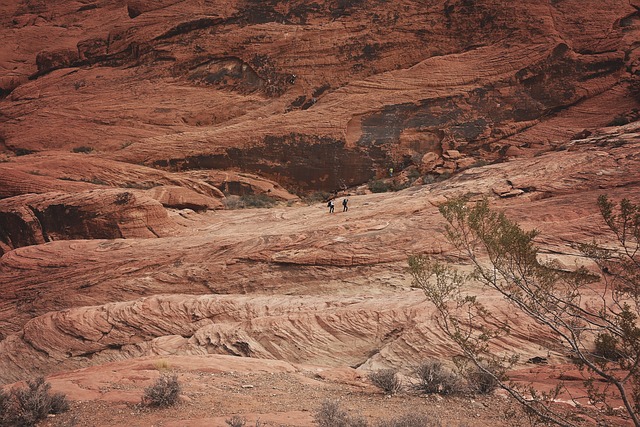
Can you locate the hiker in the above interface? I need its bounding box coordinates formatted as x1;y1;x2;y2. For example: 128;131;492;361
389;167;394;177
342;198;348;212
328;199;335;213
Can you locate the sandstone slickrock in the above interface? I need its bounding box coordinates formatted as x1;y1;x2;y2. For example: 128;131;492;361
0;126;638;383
1;1;640;423
0;189;181;255
1;0;638;190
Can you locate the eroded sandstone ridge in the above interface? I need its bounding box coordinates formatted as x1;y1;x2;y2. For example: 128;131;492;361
0;1;640;424
0;123;639;384
1;0;639;192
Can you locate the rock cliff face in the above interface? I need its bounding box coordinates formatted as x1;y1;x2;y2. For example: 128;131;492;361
0;1;639;423
1;0;638;191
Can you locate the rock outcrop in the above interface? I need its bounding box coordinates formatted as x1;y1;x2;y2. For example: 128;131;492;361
1;2;640;423
0;189;180;255
1;0;638;191
0;125;638;382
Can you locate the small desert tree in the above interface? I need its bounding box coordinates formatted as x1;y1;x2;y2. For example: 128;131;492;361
409;195;640;426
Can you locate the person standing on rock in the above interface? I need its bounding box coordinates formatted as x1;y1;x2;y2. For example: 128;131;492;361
342;198;348;212
328;199;335;213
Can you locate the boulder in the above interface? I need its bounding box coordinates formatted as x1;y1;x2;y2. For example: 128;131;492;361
419;152;443;174
444;149;462;160
455;157;477;170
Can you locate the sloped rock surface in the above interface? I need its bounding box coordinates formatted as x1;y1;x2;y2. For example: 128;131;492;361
1;0;638;190
0;126;638;383
146;185;223;210
1;2;640;423
0;189;181;255
0;152;226;199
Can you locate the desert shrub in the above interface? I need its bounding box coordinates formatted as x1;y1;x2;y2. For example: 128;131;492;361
406;168;421;181
224;194;276;209
114;192;132;205
313;401;443;427
370;179;413;193
0;377;69;427
413;360;460;395
463;361;501;394
224;417;267;427
71;145;94;154
410;195;640;426
422;175;436;185
375;413;441;427
303;191;332;204
242;194;277;208
390;181;411;191
594;332;621;362
48;392;69;414
223;195;243;209
368;369;402;395
435;172;451;182
314;400;350;427
154;359;171;372
142;374;180;408
347;415;369;427
226;415;247;427
313;400;368;427
368;179;391;193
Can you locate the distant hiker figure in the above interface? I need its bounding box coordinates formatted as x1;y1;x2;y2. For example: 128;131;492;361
389;167;394;177
342;198;348;212
328;199;335;213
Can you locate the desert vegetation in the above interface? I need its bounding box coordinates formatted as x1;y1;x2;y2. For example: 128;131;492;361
409;195;640;426
225;415;266;427
367;179;411;193
368;368;402;395
71;146;94;154
224;193;277;209
0;377;69;427
411;359;460;395
368;358;499;398
313;399;442;427
141;373;181;408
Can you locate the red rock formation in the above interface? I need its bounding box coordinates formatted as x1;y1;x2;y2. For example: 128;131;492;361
1;2;640;423
0;189;181;255
1;0;638;190
0;125;638;383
